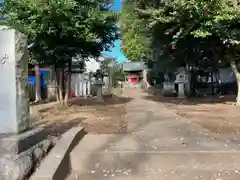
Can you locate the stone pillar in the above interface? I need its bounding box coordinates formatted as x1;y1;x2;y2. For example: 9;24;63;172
0;27;29;134
178;82;185;98
95;80;104;102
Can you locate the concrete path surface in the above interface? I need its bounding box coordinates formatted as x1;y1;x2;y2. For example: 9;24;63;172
68;89;240;180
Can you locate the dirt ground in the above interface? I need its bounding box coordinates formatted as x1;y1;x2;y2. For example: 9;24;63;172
146;91;240;134
31;92;131;136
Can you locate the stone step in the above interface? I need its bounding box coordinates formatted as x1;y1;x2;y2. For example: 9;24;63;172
67;169;240;180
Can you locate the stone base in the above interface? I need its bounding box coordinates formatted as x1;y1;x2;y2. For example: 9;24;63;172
0;129;55;180
0;127;49;155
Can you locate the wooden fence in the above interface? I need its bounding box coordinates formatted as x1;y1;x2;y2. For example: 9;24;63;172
29;84;35;101
154;83;162;89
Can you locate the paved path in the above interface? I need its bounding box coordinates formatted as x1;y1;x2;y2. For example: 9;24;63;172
68;89;240;180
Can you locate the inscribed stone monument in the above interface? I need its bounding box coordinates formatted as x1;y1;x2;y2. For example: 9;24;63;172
0;27;29;134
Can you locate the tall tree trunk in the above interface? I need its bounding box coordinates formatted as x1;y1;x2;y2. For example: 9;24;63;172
35;65;42;102
55;66;60;102
185;64;191;95
211;72;214;95
64;60;72;106
108;67;113;94
55;66;64;105
230;60;240;104
58;68;64;105
142;69;150;88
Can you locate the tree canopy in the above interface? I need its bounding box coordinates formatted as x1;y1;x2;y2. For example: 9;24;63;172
121;0;240;67
1;0;119;66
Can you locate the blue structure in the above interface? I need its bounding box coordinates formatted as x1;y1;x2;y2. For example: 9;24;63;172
28;71;48;88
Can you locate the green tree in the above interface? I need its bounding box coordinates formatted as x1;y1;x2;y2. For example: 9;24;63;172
120;0;151;62
1;0;119;105
121;0;240;103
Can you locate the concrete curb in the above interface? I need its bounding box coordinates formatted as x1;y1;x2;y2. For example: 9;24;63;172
31;126;85;180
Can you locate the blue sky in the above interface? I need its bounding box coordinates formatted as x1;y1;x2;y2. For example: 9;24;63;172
102;0;127;62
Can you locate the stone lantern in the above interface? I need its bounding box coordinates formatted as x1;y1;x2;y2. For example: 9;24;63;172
93;69;104;102
175;71;187;98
